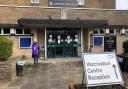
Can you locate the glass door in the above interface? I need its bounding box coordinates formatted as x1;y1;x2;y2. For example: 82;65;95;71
47;28;81;58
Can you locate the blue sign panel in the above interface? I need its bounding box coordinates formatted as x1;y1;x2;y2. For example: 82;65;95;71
94;37;103;46
20;37;31;48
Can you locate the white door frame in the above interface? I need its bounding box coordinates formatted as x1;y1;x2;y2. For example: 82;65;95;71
81;28;84;54
44;27;47;59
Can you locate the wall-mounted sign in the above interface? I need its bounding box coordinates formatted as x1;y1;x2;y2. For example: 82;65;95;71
104;36;116;52
82;53;123;87
77;0;84;5
48;0;84;7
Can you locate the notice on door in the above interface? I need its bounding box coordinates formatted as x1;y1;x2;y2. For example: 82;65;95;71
82;53;123;87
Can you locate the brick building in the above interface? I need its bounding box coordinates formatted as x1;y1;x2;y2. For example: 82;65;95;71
0;0;128;59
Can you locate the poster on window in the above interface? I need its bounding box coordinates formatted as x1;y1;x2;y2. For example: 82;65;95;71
48;0;84;7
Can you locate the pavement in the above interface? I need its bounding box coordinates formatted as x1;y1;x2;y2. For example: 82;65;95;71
8;58;83;89
1;57;128;89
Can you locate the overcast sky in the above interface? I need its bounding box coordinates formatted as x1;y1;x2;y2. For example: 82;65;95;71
116;0;128;10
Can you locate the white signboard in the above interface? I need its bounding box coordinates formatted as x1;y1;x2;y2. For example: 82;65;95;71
82;53;123;87
77;0;84;5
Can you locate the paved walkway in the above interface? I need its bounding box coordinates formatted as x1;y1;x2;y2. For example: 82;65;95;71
4;58;128;89
9;58;83;89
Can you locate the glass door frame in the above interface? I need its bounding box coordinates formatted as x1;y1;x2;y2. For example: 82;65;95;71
46;27;82;58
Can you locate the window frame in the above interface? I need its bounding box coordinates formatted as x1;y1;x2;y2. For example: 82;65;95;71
124;29;128;35
93;28;99;34
23;29;31;35
109;28;116;35
93;28;105;35
100;29;105;34
16;28;23;35
2;28;10;35
114;28;120;35
16;29;31;35
93;36;104;47
19;36;32;49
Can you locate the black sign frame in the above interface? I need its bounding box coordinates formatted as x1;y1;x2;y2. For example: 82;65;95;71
104;36;116;52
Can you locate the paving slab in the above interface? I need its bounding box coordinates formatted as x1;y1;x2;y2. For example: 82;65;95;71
4;58;128;89
8;58;83;89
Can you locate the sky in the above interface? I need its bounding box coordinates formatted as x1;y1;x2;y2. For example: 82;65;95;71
116;0;128;10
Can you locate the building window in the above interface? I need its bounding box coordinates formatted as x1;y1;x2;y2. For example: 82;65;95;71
93;28;105;34
114;28;120;35
93;36;104;46
16;29;31;35
93;29;99;34
24;29;31;34
3;28;10;34
100;29;105;34
31;0;39;3
19;36;32;48
109;29;116;34
125;29;128;35
16;29;23;34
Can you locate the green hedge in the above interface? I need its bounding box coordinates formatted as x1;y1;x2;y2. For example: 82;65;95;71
0;36;13;60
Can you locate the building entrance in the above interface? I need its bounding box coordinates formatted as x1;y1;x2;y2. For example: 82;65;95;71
47;28;81;58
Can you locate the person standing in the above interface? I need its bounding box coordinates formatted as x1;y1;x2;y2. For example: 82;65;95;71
117;55;124;71
32;40;40;67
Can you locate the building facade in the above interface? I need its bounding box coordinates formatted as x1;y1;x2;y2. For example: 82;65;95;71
0;0;128;59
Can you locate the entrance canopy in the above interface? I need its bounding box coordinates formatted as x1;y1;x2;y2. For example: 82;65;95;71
18;19;108;27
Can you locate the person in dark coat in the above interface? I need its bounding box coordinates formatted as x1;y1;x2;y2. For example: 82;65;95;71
117;55;124;71
32;40;40;67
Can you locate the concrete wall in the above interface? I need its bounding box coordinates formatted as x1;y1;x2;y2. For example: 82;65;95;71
66;9;128;25
0;7;60;24
0;6;127;25
6;29;128;57
6;27;45;58
89;35;128;54
0;0;48;6
38;28;45;57
7;36;32;57
0;6;128;57
38;28;45;47
116;35;128;54
85;0;115;9
83;28;90;52
103;0;115;9
91;46;104;53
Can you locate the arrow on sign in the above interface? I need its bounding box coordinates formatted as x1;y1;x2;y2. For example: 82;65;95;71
112;64;118;79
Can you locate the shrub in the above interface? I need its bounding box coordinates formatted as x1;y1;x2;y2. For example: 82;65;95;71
123;40;128;54
0;36;13;61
